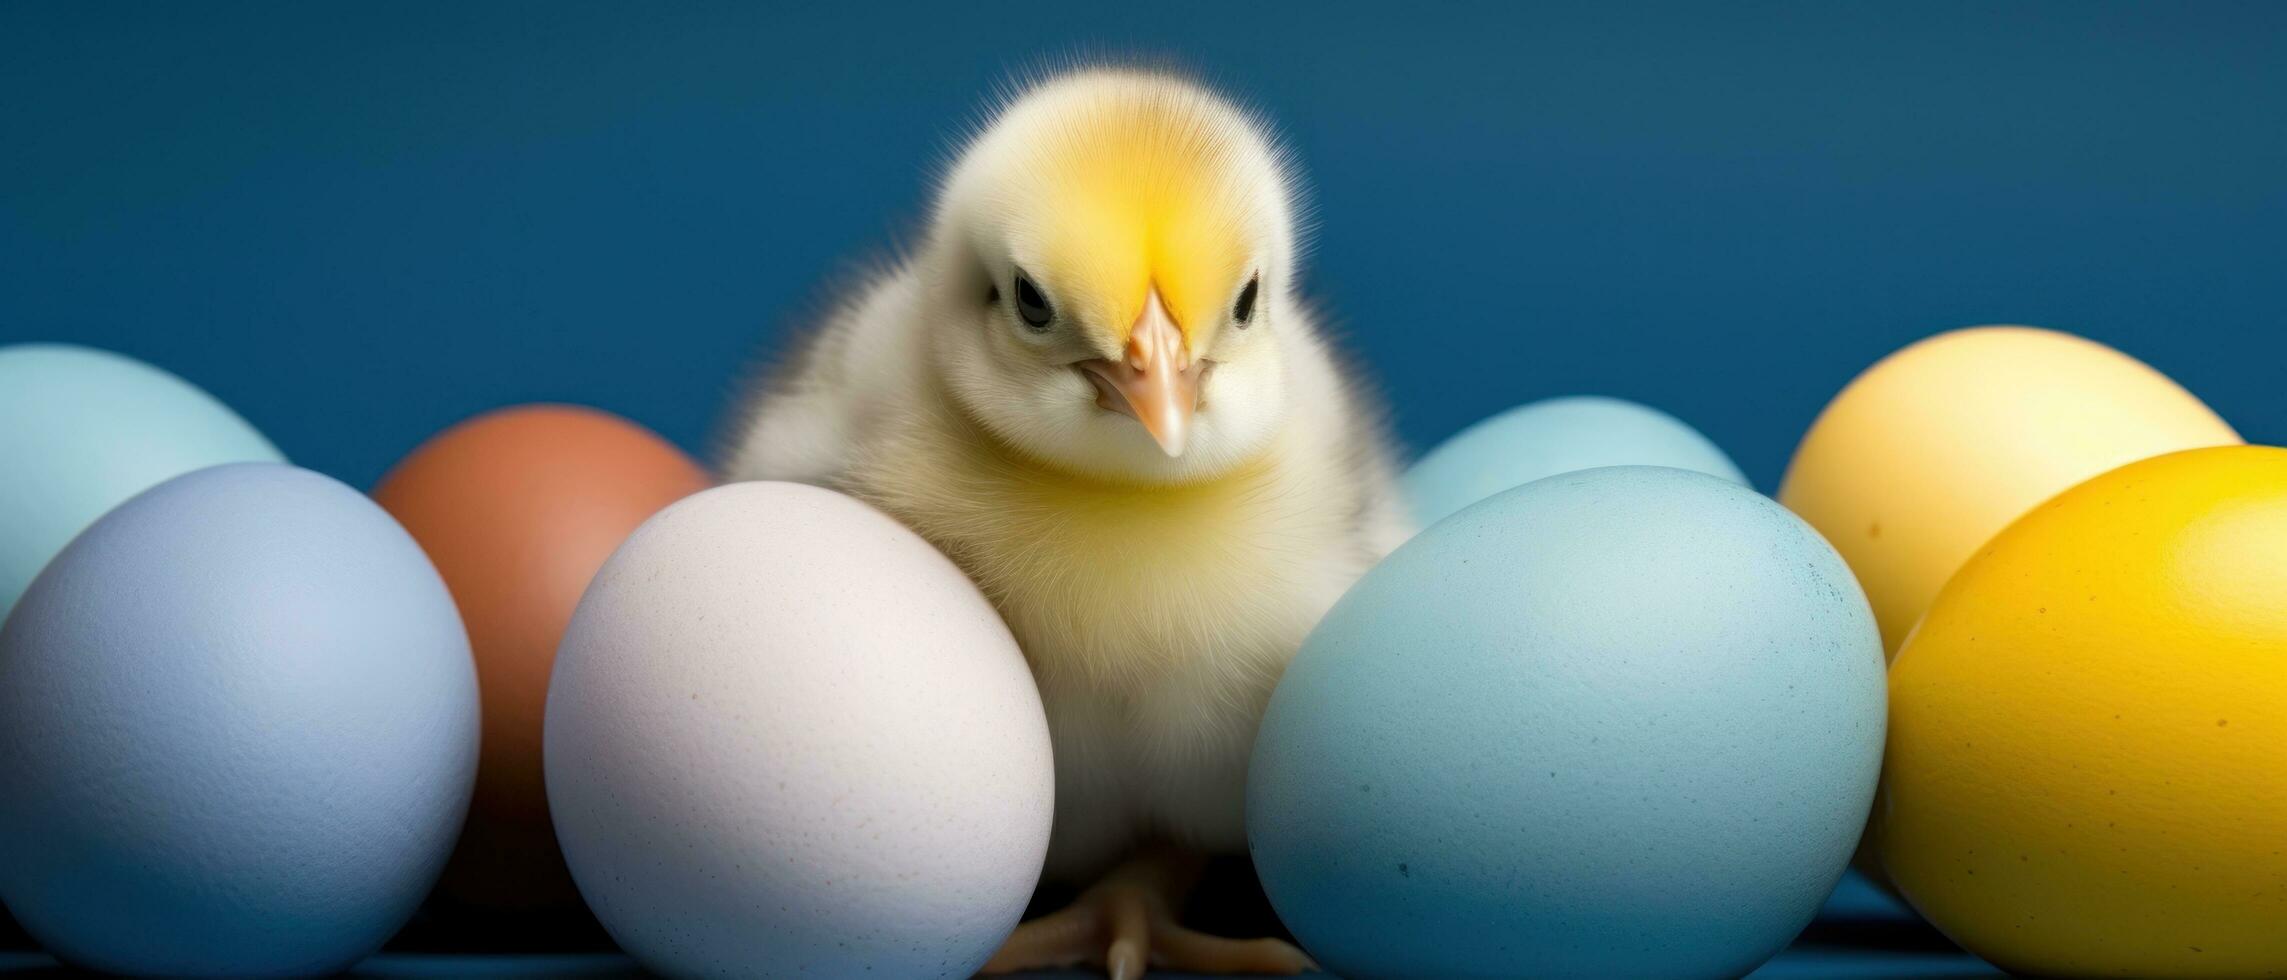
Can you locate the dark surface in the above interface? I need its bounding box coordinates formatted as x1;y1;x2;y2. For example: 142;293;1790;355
0;871;1999;977
4;2;2283;491
0;948;2004;979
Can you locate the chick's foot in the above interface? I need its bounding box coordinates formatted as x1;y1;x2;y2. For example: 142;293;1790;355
979;844;1318;979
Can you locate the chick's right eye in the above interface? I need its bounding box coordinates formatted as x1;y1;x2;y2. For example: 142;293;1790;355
1014;272;1054;330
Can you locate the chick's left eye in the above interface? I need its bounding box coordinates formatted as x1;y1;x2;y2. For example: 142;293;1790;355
1013;272;1053;330
1233;275;1260;326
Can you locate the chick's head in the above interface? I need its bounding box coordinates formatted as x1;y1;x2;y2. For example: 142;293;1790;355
926;68;1298;485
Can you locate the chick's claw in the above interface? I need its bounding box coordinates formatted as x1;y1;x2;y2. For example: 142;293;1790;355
980;847;1318;978
980;889;1316;979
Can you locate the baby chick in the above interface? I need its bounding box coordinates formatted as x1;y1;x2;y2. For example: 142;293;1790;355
724;67;1410;978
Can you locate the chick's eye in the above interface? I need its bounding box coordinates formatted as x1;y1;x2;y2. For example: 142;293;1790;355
1233;274;1260;326
1013;272;1053;330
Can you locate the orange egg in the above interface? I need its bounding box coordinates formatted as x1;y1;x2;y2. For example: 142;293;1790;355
373;405;711;913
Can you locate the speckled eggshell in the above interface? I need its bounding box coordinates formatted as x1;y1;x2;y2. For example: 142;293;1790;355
0;343;282;621
1403;396;1746;530
0;463;479;977
1880;446;2287;977
1249;466;1886;980
544;481;1053;980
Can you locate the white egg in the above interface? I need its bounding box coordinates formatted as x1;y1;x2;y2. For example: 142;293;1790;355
543;481;1053;979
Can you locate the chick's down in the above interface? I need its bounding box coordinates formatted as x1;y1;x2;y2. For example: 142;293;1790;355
724;68;1409;977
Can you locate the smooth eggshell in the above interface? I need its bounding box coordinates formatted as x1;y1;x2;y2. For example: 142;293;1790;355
0;343;282;621
1403;396;1745;529
0;463;478;976
545;481;1053;979
1250;466;1885;980
373;404;711;913
1880;446;2287;977
1778;326;2238;658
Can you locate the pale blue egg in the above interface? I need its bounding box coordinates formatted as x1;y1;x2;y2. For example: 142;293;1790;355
1403;396;1746;529
0;344;282;622
1249;466;1884;979
0;463;478;976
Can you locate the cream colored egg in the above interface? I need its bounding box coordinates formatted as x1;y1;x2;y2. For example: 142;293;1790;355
1778;326;2238;659
544;481;1053;979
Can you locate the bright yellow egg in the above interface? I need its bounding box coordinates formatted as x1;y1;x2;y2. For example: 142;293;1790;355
1779;326;2238;658
1877;445;2287;978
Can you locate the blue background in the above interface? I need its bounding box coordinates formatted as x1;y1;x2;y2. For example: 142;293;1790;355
16;6;2236;972
4;2;2282;490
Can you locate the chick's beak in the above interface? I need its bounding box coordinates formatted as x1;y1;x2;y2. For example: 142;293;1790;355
1080;288;1198;457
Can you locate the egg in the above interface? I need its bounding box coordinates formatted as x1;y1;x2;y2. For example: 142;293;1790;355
0;343;282;620
544;481;1052;979
0;463;478;976
372;404;711;914
1403;395;1745;529
1779;326;2238;657
1249;466;1885;979
1878;446;2287;977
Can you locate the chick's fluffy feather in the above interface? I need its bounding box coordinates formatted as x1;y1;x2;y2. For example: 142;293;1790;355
723;68;1409;880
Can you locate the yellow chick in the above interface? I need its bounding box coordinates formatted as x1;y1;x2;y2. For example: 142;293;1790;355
724;67;1409;978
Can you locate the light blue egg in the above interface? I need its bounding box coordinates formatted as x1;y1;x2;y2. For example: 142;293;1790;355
1249;466;1885;980
0;463;478;976
0;344;282;622
1403;395;1746;529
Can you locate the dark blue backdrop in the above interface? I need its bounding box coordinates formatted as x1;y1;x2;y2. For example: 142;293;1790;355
4;2;2281;491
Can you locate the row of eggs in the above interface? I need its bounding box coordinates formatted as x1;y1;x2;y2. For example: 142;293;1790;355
0;326;2278;978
